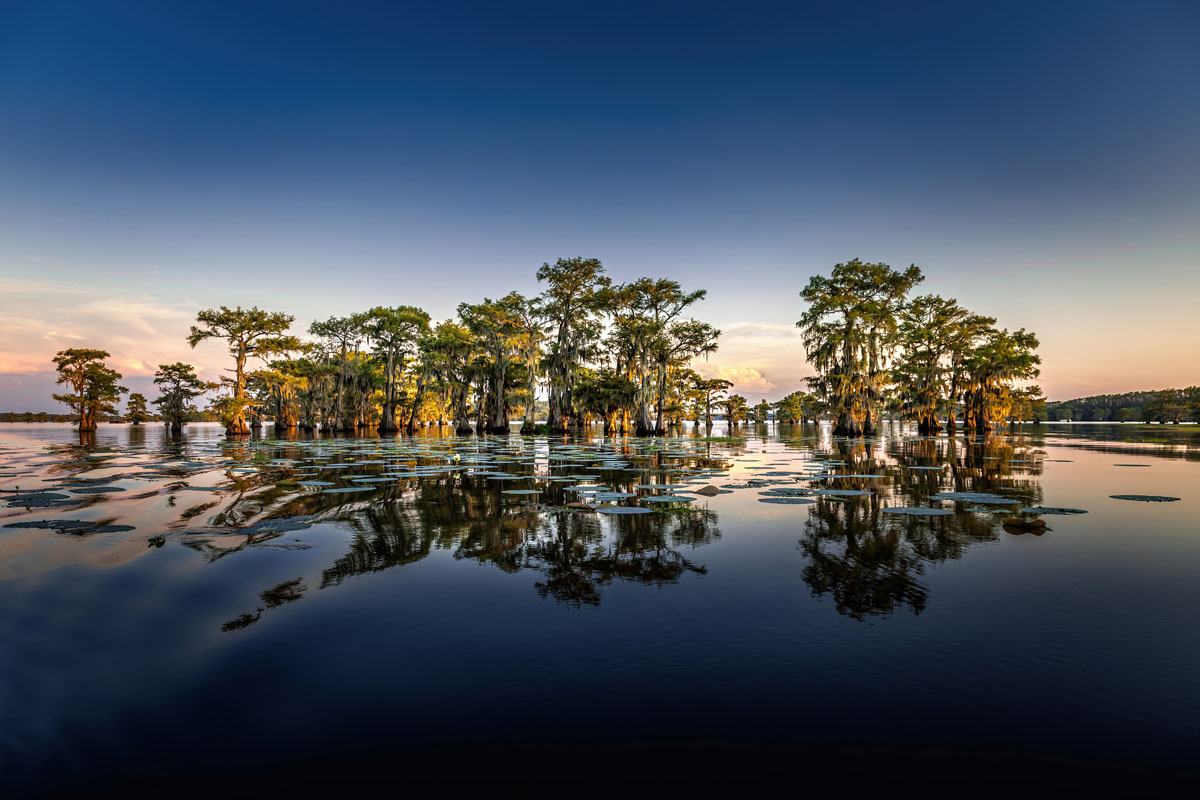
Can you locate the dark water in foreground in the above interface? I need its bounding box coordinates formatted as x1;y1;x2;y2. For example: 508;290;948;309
1;422;1198;793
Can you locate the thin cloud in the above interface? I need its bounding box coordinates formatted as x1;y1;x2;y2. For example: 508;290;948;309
0;278;216;378
691;320;813;398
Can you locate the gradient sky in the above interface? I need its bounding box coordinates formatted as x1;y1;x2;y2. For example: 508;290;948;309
2;0;1198;410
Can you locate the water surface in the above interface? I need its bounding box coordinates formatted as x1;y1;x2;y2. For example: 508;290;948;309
2;422;1198;792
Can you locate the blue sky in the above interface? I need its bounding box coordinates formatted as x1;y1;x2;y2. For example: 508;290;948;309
2;0;1198;409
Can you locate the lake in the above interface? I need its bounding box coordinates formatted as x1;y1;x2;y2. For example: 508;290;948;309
2;421;1198;793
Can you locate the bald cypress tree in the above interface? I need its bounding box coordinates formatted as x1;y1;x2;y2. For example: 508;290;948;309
797;259;923;437
188;306;299;436
52;349;127;432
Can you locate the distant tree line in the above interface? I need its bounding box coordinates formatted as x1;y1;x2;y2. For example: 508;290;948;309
1047;388;1200;423
0;412;79;423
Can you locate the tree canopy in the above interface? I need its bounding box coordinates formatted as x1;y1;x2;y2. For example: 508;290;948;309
189;306;300;435
51;349;127;432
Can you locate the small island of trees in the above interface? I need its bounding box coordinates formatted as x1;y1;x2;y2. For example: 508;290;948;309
33;257;1199;437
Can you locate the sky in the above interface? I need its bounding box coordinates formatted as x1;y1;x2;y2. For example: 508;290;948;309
2;0;1198;410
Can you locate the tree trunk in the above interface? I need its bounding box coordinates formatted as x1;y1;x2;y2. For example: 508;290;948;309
491;364;509;434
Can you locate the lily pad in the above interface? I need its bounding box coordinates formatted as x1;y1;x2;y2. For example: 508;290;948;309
245;521;312;533
1019;507;1088;515
757;497;815;505
932;492;1018;504
4;519;94;531
5;497;78;508
595;506;653;515
1109;494;1180;502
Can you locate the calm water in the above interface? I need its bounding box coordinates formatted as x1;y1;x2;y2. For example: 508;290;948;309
2;421;1198;792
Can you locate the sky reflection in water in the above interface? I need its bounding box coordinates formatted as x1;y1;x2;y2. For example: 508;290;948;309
1;422;1198;790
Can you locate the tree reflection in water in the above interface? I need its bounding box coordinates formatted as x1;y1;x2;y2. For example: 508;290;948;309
457;508;718;607
799;434;1045;620
221;577;307;631
216;479;721;628
20;423;1063;628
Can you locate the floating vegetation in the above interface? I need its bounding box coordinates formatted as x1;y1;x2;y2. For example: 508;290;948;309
1109;495;1180;503
5;496;79;508
4;519;95;531
243;520;312;533
4;492;70;501
757;497;815;505
1020;507;1087;515
931;492;1019;504
2;519;135;535
882;507;954;516
1003;517;1048;531
595;506;653;515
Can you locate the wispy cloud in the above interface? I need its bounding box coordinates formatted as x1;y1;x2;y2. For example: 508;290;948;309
691;321;812;398
0;278;216;378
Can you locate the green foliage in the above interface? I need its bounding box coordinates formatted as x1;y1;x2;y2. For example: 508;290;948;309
796;259;1040;435
125;393;149;424
537;257;610;431
890;294;995;433
798;259;924;436
190;306;298;434
722;394;749;424
693;377;733;425
1046;389;1199;423
1141;389;1194;423
51;348;127;431
960;327;1040;429
153;362;212;428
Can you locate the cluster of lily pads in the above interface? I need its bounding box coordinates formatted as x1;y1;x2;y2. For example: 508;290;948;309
0;428;1186;546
